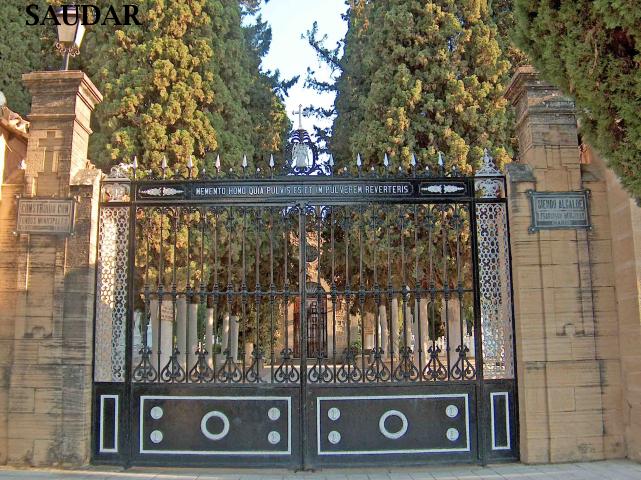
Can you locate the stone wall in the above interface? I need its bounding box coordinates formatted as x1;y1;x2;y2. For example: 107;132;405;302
505;66;640;463
589;148;641;461
0;71;102;466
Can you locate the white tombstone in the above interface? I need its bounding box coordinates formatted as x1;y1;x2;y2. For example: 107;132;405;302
219;313;230;364
418;298;429;360
187;301;199;367
363;312;375;351
159;299;173;369
245;341;254;364
443;297;462;370
404;303;414;351
378;305;389;358
230;315;240;361
390;297;399;359
205;307;214;367
149;298;159;371
176;296;187;367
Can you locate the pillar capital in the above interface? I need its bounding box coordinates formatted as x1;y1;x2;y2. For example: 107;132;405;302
21;70;102;196
505;66;579;158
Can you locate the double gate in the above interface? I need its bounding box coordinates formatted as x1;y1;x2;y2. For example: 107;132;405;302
92;151;517;468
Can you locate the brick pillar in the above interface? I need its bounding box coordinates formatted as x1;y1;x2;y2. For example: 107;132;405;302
505;67;622;463
3;71;102;466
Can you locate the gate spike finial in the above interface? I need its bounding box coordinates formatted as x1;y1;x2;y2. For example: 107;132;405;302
215;154;221;173
132;155;138;170
242;154;248;169
187;155;194;179
383;153;389;168
269;154;275;169
438;152;445;176
411;153;416;167
161;155;168;178
356;153;362;167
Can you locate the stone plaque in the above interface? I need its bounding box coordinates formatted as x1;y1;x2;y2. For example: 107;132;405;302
17;198;75;234
527;190;590;233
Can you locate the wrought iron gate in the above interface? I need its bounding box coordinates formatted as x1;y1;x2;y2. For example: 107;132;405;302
92;150;517;468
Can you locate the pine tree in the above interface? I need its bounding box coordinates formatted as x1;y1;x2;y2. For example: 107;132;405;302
334;0;512;172
514;0;641;199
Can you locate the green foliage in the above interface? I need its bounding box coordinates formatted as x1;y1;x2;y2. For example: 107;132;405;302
332;0;513;172
489;0;529;71
514;0;641;199
1;1;288;174
0;0;56;115
83;0;218;173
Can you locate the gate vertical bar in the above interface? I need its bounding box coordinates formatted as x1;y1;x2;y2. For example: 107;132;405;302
504;187;520;458
469;180;487;465
124;181;136;466
299;202;308;469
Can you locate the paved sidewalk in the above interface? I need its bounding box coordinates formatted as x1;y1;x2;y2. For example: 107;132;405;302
0;461;640;480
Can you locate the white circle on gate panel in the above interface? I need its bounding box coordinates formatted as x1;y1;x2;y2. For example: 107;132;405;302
446;428;460;442
268;431;281;445
379;410;409;440
150;430;163;444
445;405;459;418
328;407;341;421
201;411;230;441
328;431;341;445
150;406;164;420
268;407;281;421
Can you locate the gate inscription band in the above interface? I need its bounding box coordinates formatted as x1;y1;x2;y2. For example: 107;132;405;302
133;179;469;202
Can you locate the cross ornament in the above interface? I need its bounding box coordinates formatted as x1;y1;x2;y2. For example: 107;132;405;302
293;104;304;130
38;131;65;174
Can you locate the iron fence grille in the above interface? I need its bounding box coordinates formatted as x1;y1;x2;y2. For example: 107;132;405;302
94;156;514;386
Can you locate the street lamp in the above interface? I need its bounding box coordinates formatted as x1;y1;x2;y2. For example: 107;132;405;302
54;6;86;71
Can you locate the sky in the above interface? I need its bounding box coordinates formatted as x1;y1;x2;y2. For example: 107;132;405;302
252;0;348;132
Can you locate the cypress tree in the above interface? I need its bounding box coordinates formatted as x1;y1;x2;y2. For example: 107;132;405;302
333;0;512;172
83;0;218;174
331;0;371;164
0;0;56;115
514;0;641;199
82;0;289;174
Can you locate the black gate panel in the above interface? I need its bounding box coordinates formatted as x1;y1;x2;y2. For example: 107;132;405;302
92;383;126;464
131;385;301;467
481;379;518;462
306;384;478;468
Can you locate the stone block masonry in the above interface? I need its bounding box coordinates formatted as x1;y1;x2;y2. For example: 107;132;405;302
505;67;638;463
0;71;102;466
